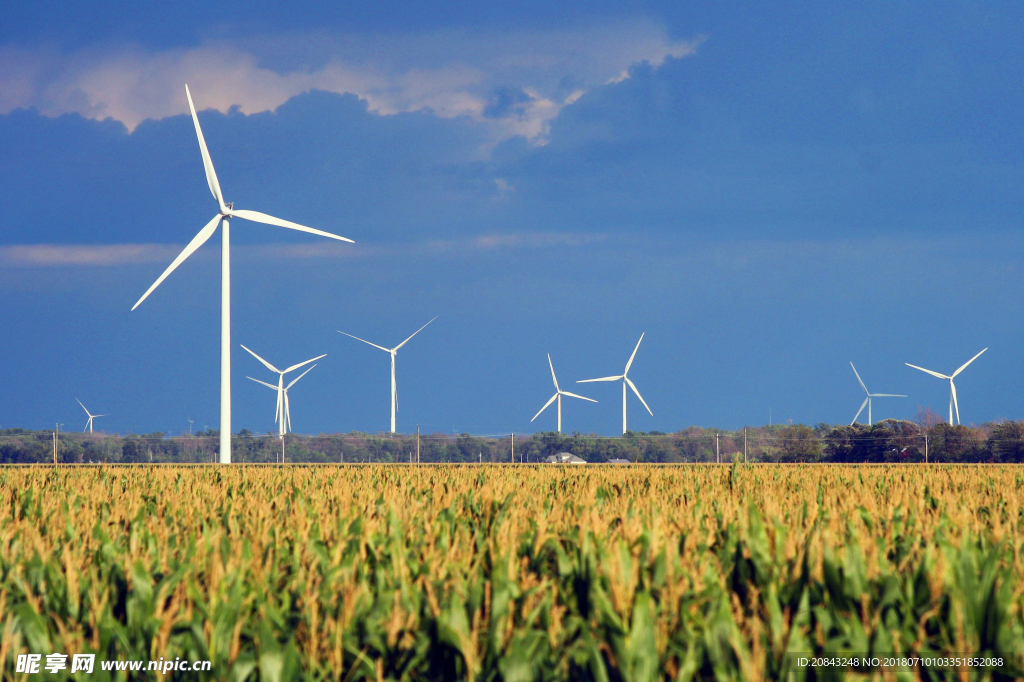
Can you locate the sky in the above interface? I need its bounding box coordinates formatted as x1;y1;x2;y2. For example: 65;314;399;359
1;2;1022;436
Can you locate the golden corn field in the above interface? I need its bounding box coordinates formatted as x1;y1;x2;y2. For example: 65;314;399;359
1;464;1023;680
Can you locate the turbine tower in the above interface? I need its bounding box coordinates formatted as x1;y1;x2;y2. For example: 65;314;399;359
338;316;437;433
531;354;596;433
905;348;987;425
76;399;108;433
578;333;653;434
849;362;906;425
242;345;325;437
131;85;353;463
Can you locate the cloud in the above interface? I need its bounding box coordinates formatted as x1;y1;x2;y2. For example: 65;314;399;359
0;243;183;267
0;232;606;268
0;20;700;144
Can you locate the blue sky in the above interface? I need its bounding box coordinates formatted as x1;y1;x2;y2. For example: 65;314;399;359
1;2;1021;436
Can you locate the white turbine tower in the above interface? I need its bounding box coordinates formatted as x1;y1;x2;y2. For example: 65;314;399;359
76;399;108;433
531;354;596;433
577;333;653;434
849;362;906;426
241;345;325;437
906;348;987;425
338;316;437;433
131;85;352;464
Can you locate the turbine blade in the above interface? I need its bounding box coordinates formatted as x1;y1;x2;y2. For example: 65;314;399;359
93;414;110;418
905;363;949;380
76;398;90;416
531;393;559;422
131;214;221;310
850;362;869;395
624;332;645;374
284;354;327;374
559;391;597;403
229;209;354;243
870;394;907;398
547;354;559;391
577;375;623;383
952;347;988;378
240;344;281;374
851;396;869;425
337;331;390;353
286;364;316;389
624;376;653;416
185;85;225;211
394;316;438;351
246;376;279;390
951;381;960;424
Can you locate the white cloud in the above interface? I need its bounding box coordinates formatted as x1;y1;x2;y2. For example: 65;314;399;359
0;243;183;267
0;233;608;268
0;20;701;145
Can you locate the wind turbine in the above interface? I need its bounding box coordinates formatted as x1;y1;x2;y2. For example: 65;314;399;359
849;362;906;426
531;354;596;433
906;348;987;425
338;316;437;433
248;368;317;464
76;399;108;433
131;85;353;464
577;333;653;434
242;345;325;437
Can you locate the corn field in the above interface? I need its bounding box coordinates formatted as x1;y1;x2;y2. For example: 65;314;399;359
1;464;1023;680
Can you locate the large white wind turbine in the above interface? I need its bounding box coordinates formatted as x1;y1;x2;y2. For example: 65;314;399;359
242;345;325;437
76;399;108;434
849;362;906;426
906;348;987;425
338;316;437;433
131;85;353;463
577;333;653;434
531;354;596;433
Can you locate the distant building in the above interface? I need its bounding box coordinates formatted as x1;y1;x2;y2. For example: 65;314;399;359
546;452;587;464
606;458;631;464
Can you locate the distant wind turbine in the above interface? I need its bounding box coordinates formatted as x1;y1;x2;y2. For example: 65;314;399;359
531;354;596;433
131;85;353;464
338;316;437;433
577;333;653;434
905;348;987;425
76;399;108;433
849;362;906;425
242;345;325;437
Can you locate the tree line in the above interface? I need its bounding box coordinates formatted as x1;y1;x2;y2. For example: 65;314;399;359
2;419;1023;464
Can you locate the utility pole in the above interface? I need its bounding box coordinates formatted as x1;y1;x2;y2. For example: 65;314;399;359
716;433;720;464
53;423;58;465
743;426;747;464
416;424;420;464
925;434;928;464
511;433;515;463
